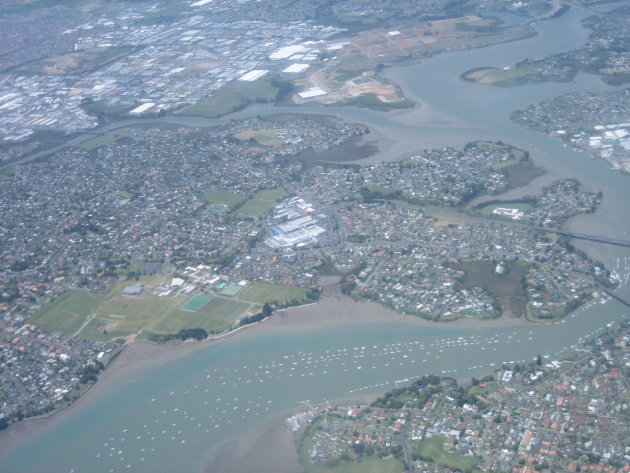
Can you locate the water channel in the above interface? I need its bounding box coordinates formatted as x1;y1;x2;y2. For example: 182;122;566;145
1;4;629;472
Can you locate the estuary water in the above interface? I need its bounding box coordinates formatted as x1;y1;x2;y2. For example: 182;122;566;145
1;3;630;473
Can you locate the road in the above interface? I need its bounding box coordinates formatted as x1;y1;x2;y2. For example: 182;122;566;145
72;313;95;338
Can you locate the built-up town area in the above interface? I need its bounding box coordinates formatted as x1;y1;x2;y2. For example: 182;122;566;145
0;112;615;426
289;322;630;473
511;89;630;175
0;0;347;143
0;1;628;470
513;5;630;86
0;0;577;152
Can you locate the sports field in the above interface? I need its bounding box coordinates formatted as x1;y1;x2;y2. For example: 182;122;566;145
220;285;243;297
35;288;253;342
146;297;251;335
82;295;183;341
200;191;247;209
240;282;310;304
181;295;210;311
30;290;106;335
233;188;287;218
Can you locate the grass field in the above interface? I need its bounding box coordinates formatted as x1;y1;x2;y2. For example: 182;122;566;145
240;282;310;305
177;78;280;118
30;290;106;335
363;184;401;198
200;191;247;209
220;285;243;297
462;64;540;87
79;133;123;150
181;295;210;311
82;294;251;340
234;188;287;218
411;436;481;472
147;297;251;334
234;129;283;147
80;128;134;151
35;283;252;341
83;295;183;341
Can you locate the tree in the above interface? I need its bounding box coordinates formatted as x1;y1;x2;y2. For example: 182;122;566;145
178;328;208;341
262;303;273;317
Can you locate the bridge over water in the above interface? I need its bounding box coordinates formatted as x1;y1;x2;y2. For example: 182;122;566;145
533;228;630;248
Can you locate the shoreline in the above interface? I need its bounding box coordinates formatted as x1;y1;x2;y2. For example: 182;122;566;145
199;389;383;473
2;6;628;471
0;289;530;459
0;12;545;173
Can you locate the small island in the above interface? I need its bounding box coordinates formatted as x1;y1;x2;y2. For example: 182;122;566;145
461;6;630;87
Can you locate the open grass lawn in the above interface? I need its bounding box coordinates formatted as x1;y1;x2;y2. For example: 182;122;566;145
80;128;134;151
240;282;310;305
200;191;247;209
146;297;251;335
234;187;287;218
412;436;482;472
79;133;123;151
83;294;250;340
177;78;280;118
220;285;243;297
82;295;183;341
462;64;540;86
234;129;283;147
31;290;106;335
364;184;401;198
31;270;251;341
